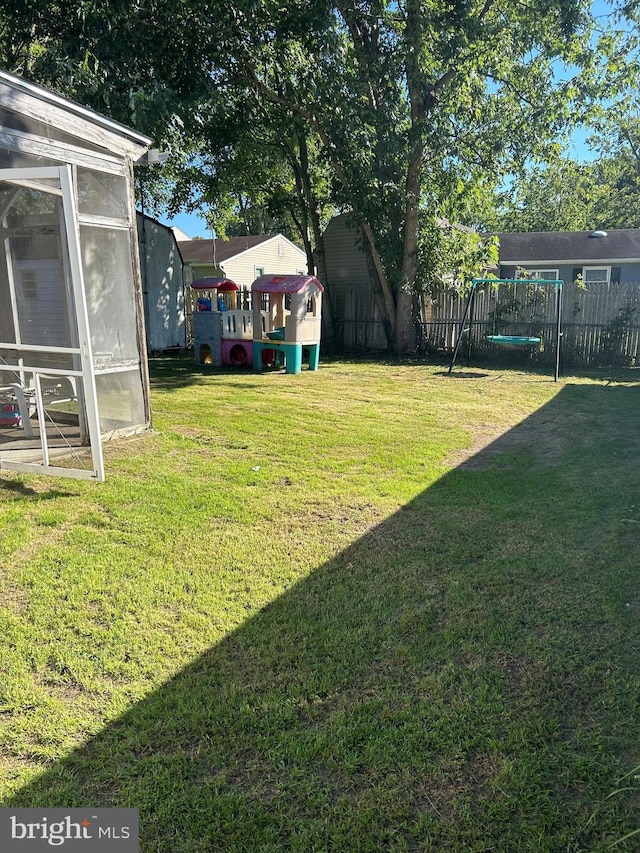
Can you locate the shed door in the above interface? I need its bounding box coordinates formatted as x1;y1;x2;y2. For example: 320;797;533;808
0;165;104;481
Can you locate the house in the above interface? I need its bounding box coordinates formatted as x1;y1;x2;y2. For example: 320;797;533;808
178;234;308;298
497;229;640;285
0;69;153;481
468;228;640;367
136;213;186;353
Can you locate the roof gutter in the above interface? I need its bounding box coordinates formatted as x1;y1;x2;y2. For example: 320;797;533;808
503;257;640;266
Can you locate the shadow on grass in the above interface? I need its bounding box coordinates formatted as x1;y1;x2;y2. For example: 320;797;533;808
434;370;492;379
147;353;209;391
6;384;640;851
0;479;76;499
149;352;330;393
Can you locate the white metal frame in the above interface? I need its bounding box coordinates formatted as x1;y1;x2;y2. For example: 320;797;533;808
0;165;105;481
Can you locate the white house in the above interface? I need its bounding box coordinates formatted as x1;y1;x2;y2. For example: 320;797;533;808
179;234;308;294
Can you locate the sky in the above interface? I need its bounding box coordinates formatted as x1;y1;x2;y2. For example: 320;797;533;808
163;210;211;241
159;0;620;240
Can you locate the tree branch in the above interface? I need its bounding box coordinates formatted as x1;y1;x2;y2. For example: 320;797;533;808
240;58;397;327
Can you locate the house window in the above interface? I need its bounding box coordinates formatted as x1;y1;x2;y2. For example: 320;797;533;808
255;266;264;278
531;269;559;281
583;266;610;284
20;269;37;300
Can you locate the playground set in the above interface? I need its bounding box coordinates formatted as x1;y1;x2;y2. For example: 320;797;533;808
191;273;324;375
448;277;564;381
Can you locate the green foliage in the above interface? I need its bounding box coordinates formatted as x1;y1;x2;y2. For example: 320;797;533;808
488;159;602;233
418;218;499;294
485;280;549;337
144;99;335;249
600;302;638;367
488;152;640;233
2;0;637;351
0;0;213;139
217;0;605;349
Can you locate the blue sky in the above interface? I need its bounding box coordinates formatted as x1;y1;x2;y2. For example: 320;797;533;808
163;209;211;240
159;0;617;239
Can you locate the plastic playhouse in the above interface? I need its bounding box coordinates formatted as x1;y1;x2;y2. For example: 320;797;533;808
0;402;21;428
191;277;259;368
252;274;324;374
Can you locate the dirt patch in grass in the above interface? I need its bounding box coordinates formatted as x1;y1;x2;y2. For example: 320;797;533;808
447;413;573;471
0;581;28;615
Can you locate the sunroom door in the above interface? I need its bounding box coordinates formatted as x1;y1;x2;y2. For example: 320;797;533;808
0;165;104;481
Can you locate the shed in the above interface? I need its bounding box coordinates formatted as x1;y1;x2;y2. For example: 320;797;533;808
0;70;153;481
323;214;389;351
137;212;186;353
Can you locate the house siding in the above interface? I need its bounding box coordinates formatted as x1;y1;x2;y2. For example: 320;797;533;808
182;236;307;294
15;259;67;347
324;215;388;350
222;237;307;290
619;263;640;282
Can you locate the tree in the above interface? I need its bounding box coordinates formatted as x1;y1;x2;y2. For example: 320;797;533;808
1;1;342;344
483;0;640;234
140;82;340;347
488;152;640;234
0;1;210;141
487;159;604;233
1;0;622;355
217;0;602;353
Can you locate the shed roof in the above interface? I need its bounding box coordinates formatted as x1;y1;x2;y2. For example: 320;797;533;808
136;212;184;264
498;229;640;264
252;274;324;294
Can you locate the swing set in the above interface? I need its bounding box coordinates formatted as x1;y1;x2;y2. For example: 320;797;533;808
448;277;563;381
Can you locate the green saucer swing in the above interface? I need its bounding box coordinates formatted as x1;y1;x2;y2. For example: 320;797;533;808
486;334;541;348
486;284;543;348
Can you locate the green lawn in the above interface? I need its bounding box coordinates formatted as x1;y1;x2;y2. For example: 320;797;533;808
1;356;639;851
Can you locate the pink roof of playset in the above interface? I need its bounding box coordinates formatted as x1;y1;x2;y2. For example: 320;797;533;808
251;274;324;294
191;277;238;292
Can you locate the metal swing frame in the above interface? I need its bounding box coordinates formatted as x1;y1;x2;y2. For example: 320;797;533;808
448;277;563;382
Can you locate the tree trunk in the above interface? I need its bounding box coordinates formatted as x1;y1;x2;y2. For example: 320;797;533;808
392;0;425;355
292;128;337;352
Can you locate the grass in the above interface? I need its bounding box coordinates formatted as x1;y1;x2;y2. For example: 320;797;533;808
0;354;639;851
